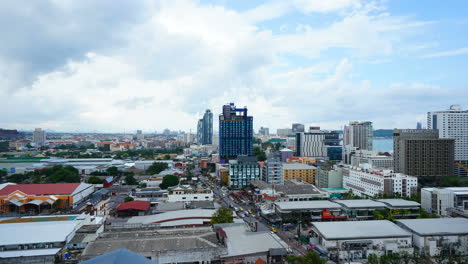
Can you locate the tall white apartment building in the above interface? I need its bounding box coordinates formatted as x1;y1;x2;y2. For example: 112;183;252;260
343;121;373;163
350;149;394;169
428;105;468;176
343;165;418;197
32;128;46;146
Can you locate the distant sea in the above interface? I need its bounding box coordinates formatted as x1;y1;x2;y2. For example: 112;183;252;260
373;138;393;153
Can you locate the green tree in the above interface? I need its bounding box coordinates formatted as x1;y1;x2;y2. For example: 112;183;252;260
368;253;379;264
253;146;266;161
163;154;171;160
285;251;325;264
124;196;134;202
106;166;119;176
210;206;234;224
373;211;385;220
159;175;179;189
124;174;138;185
147;162;169;175
87;176;103;184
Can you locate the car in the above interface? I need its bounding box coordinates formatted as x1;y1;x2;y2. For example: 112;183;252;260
270;227;277;232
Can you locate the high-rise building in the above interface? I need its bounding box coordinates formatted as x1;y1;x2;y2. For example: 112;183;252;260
32;128;46;146
196;109;213;145
427;105;468;177
343;121;373;150
0;129;24;140
416;122;422;129
282;163;317;184
393;129;454;177
228;159;260;189
258;127;269;136
136;130;144;140
277;128;293;137
292;123;305;133
296;130;341;159
219;103;253;158
316;165;343;188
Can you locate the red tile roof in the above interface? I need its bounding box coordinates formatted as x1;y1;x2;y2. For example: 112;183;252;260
0;183;81;196
116;200;150;211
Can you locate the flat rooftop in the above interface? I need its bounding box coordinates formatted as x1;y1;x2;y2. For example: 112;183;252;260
335;199;386;209
396;218;468;236
376;199;420;208
275;200;342;211
0;221;78;246
282;163;317;170
312;220;411;240
215;223;287;257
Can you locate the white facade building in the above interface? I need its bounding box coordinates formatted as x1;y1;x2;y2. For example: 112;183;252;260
421;187;468;216
295;132;327;157
311;220;413;262
428;105;468;176
343;166;417;197
167;186;213;202
350;149;393;169
397;218;468;257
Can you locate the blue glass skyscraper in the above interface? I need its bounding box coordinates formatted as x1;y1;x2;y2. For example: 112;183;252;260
219;103;253;158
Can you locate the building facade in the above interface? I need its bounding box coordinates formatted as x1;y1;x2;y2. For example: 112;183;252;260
32;128;46;146
276;128;293;137
197;109;213;145
343;121;373;151
282;163;317;184
262;157;283;185
428;105;468;177
351;149;393;169
228;160;261;189
342;166;418;197
316;166;343;188
258;127;269;136
421;187;468;216
295;132;327;157
219;103;253;158
393;129;454;176
292;123;305;133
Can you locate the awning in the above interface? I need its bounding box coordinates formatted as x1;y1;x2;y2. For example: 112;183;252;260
6;199;23;207
45;199;55;205
26;200;44;206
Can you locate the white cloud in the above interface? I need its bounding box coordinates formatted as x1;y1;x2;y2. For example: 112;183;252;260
422;47;468;58
0;0;452;132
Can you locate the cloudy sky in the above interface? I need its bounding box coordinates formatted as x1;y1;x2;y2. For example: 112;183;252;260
1;0;467;133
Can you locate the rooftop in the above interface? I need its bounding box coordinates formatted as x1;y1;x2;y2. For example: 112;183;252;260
335;199;386;209
0;183;81;196
376;199;420;208
275;200;342;211
214;223;287;257
282;163;317;170
127;209;216;224
0;248;61;258
396;218;468;236
116;201;151;212
312;220;411;240
0;221;78;246
81;248;155;264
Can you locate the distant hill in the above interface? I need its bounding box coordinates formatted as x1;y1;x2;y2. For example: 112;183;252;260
373;129;393;138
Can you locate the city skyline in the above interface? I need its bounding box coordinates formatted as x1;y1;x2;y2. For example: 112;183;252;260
1;1;468;132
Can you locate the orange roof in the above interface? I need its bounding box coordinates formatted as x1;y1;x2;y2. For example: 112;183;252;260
255;258;266;264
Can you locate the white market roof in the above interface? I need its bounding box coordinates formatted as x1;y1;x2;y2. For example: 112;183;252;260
312;220;411;240
396;218;468;236
335;199;386;209
275;200;342;211
376;199;420;208
0;248;61;258
0;221;78;246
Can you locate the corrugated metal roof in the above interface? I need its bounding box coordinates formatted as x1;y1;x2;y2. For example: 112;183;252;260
0;221;78;246
312;220;411;240
81;248;156;264
0;183;80;196
396;218;468;236
0;248;61;258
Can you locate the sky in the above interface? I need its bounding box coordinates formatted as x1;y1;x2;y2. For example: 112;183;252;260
1;0;467;133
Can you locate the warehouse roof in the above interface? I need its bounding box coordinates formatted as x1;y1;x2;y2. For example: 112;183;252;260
0;248;61;258
0;183;81;196
312;220;411;240
275;200;341;211
396;218;468;236
214;223;287;257
376;199;420;208
335;199;386;209
0;221;78;246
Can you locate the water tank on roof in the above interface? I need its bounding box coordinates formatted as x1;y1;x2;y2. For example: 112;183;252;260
449;104;462;110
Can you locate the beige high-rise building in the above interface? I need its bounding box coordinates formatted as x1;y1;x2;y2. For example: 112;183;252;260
32;128;46;146
282;163;317;184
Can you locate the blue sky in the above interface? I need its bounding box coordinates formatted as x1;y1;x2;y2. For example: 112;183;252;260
0;0;467;133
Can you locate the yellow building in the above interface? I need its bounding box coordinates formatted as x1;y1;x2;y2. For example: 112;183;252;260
282;163;317;184
286;157;316;165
